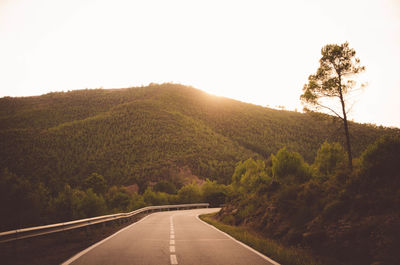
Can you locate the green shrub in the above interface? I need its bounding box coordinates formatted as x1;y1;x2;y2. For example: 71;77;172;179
130;192;146;210
232;158;271;193
143;187;170;205
272;147;311;184
106;186;131;211
83;173;107;194
177;182;201;203
79;189;107;217
201;179;229;207
313;141;347;178
359;135;400;188
275;184;299;212
153;180;177;194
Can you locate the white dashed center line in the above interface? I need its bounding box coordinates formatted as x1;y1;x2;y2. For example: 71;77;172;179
170;245;176;253
170;254;178;264
170;215;178;264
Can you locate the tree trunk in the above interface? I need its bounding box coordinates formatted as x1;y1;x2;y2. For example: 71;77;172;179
342;113;353;170
338;79;353;170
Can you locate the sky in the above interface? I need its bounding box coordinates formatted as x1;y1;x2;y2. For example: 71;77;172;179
1;0;399;128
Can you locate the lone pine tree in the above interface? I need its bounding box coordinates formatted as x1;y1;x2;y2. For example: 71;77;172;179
301;42;365;170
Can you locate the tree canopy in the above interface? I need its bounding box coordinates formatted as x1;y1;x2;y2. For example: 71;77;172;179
301;42;365;169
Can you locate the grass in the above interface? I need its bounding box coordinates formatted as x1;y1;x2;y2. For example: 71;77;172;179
199;213;322;265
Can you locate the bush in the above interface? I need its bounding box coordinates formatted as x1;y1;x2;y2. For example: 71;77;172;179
313;141;347;178
201;179;229;207
143;187;170;205
177;182;201;203
272;147;311;184
0;169;49;230
359;135;400;188
79;189;107;217
50;185;85;220
130;192;146;210
274;184;299;212
232;158;271;193
347;135;400;214
106;186;132;211
153;180;177;194
83;173;107;194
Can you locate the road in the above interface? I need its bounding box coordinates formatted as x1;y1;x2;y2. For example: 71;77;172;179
62;208;279;265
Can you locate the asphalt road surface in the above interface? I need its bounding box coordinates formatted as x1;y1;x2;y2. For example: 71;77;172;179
62;208;279;265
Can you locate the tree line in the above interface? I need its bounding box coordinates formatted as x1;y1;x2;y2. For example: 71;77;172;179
0;170;227;231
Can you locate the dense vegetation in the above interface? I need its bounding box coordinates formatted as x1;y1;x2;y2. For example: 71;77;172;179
0;83;398;234
217;135;400;265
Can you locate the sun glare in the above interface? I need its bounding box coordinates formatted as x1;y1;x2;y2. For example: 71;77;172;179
0;0;399;127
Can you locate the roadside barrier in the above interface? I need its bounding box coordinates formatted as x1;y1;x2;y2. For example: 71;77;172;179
0;203;209;243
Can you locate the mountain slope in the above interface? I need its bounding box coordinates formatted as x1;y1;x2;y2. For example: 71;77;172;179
0;83;398;193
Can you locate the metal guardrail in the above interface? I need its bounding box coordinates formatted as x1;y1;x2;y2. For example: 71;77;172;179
0;203;209;243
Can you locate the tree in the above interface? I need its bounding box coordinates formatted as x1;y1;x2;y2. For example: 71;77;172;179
83;173;107;194
313;141;346;177
301;42;365;170
177;182;201;203
106;186;132;211
153;180;177;194
201;179;229;207
271;147;311;184
232;158;270;193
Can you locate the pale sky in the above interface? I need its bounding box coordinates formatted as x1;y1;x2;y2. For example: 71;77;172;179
1;0;399;128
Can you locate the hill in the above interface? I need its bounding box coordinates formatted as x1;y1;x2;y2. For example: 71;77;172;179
1;83;398;192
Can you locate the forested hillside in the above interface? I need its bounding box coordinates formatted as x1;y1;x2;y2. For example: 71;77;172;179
1;83;396;187
0;83;398;230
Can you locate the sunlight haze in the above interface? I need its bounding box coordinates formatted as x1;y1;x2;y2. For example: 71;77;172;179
1;0;399;127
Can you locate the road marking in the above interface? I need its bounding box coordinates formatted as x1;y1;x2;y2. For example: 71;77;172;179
170;254;178;264
170;214;177;264
170;245;175;252
196;214;281;265
61;214;151;265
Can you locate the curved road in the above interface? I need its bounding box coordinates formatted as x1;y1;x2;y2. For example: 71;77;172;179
63;208;278;265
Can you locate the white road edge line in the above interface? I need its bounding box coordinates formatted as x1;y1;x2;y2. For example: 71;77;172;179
170;254;178;264
61;214;152;265
196;214;281;265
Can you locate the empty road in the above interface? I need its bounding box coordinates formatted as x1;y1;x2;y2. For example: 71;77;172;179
63;208;279;265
